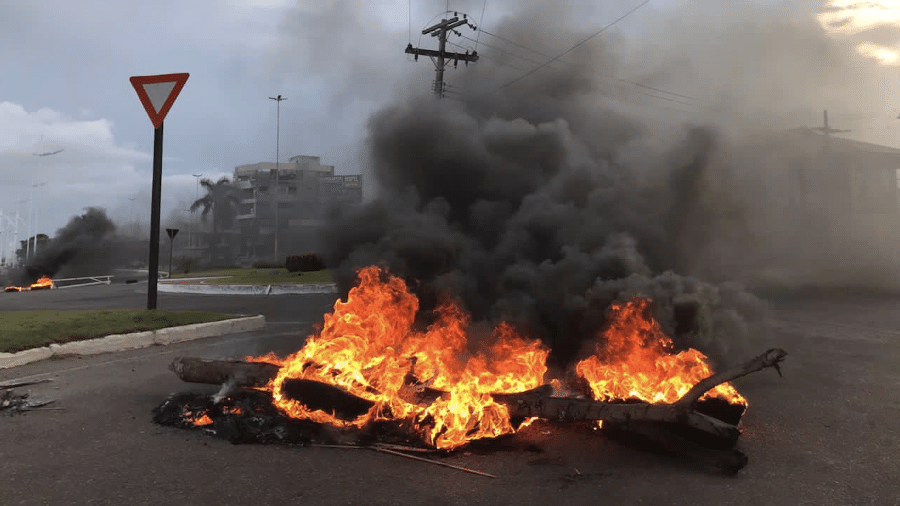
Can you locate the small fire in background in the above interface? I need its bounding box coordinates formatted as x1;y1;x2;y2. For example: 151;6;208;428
4;275;53;293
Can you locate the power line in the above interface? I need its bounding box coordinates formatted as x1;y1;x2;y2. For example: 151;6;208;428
475;27;697;103
478;28;562;62
458;33;552;69
483;0;652;96
474;0;487;51
446;39;526;72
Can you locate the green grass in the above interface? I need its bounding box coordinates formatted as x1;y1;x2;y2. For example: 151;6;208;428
171;268;333;285
0;309;239;354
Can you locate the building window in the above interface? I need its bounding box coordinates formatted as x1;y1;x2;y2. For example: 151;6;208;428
258;186;269;192
287;186;297;194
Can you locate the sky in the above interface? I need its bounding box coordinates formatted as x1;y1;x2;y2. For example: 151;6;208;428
2;0;900;245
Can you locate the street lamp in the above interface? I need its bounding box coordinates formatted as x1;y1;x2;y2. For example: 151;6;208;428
269;94;286;263
30;181;47;257
31;147;63;259
191;173;202;250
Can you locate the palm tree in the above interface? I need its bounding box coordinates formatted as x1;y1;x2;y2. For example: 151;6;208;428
190;176;240;262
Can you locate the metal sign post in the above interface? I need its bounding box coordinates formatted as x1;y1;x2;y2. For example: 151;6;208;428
166;228;179;279
130;73;189;309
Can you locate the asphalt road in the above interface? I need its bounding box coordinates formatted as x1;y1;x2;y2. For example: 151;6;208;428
1;284;898;505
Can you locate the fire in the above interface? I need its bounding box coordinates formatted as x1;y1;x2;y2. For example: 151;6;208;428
183;409;214;427
31;276;53;290
4;275;53;292
249;267;746;450
263;266;548;449
575;299;746;406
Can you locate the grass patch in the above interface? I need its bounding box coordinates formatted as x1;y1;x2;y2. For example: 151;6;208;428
0;309;239;354
171;268;333;285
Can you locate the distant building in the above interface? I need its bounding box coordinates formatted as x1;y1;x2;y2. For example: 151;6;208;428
726;127;900;285
233;155;362;262
741;128;900;214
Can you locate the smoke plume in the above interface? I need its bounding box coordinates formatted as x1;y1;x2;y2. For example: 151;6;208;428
20;207;118;282
301;0;900;368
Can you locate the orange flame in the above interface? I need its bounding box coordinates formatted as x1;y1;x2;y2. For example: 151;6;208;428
263;266;549;449
250;267;746;449
575;299;746;406
4;275;53;292
183;409;214;427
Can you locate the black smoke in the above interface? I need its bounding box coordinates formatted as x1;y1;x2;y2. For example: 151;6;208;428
320;82;771;369
18;207;118;283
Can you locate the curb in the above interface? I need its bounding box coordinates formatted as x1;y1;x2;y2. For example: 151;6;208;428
158;282;338;295
0;315;266;370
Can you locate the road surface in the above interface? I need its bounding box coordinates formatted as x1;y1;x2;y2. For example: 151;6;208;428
1;284;897;505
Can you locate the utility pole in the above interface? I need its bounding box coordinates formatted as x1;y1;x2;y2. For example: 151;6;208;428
811;110;850;152
406;13;479;98
809;110;851;261
268;94;286;263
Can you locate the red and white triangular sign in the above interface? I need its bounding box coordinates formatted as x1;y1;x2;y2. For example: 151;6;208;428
129;73;189;129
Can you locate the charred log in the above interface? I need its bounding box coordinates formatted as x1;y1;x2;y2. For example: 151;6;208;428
280;379;375;421
170;357;279;387
604;421;749;475
169;348;787;446
491;386;740;444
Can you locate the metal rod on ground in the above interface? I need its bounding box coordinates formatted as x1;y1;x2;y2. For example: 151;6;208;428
371;447;498;479
308;444;497;478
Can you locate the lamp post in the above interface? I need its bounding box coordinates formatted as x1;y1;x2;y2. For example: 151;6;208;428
31;147;62;259
268;94;287;263
191;173;202;251
30;181;47;257
0;213;23;266
14;199;26;265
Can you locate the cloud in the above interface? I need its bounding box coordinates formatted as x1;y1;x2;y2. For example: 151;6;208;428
0;102;151;235
818;0;900;66
817;0;900;35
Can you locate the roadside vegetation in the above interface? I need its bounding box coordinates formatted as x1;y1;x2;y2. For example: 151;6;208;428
0;309;239;353
169;268;333;285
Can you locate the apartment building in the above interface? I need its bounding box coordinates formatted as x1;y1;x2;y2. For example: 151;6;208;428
233;155;362;262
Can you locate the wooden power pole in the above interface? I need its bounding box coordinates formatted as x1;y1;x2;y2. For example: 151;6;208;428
406;14;479;98
811;109;850;152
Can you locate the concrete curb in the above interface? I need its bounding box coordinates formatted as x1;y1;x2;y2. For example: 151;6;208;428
158;282;338;295
0;315;266;370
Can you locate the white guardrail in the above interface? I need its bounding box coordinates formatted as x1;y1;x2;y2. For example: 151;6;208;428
52;275;114;289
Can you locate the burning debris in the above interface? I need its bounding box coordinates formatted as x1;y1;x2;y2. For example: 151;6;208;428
1;379;56;414
4;275;53;293
156;266;785;474
6;208;119;288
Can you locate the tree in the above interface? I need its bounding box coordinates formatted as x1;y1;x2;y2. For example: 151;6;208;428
190;177;240;263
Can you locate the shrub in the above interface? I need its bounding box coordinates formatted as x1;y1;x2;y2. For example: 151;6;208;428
286;253;325;272
176;257;194;274
252;260;283;269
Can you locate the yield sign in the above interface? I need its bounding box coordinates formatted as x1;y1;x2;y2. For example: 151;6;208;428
129;73;189;129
